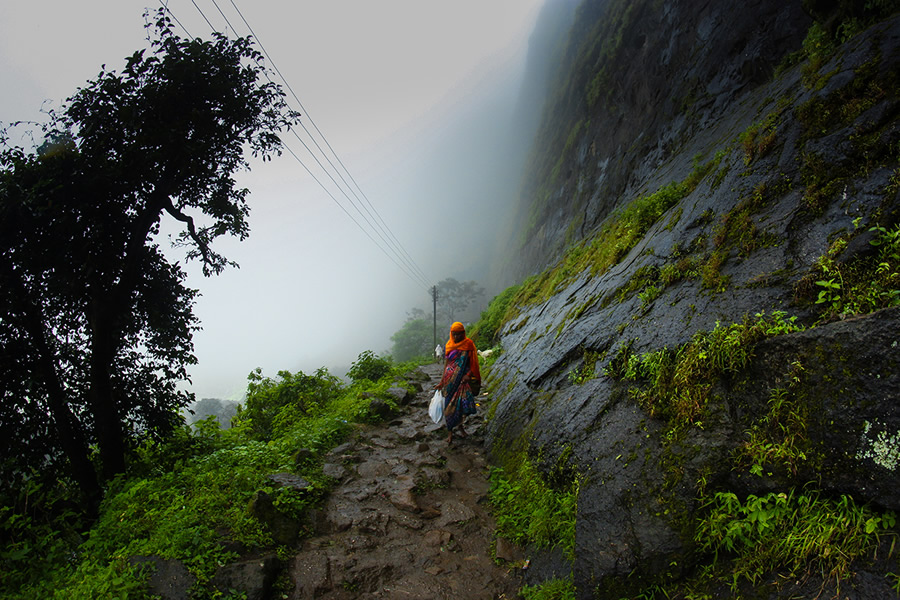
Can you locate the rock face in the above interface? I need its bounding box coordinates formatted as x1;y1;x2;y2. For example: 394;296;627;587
485;3;900;598
500;0;813;284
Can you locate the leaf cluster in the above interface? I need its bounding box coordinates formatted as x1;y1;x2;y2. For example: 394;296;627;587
696;489;897;591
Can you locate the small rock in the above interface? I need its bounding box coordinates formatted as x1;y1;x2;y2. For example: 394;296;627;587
386;386;414;405
423;529;452;548
267;472;313;493
289;551;330;600
322;462;346;481
495;537;525;563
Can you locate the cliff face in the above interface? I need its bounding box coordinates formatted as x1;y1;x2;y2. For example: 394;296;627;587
501;0;811;282
486;1;900;597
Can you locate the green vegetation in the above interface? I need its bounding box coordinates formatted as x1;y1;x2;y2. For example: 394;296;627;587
0;9;298;505
469;282;523;346
497;153;727;335
567;347;603;385
606;312;804;426
521;576;577;600
797;223;900;321
696;489;896;592
737;360;810;477
489;455;579;562
0;360;422;598
346;350;393;383
390;317;432;362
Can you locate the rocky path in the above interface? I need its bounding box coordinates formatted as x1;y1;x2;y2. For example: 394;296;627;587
287;363;523;599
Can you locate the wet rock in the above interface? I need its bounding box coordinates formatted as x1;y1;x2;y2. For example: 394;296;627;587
210;554;279;600
247;490;300;546
495;538;525;563
321;462;346;481
369;398;402;421
289;551;330;600
387;476;420;513
386;386;414;405
267;472;312;493
423;529;453;548
131;556;195;600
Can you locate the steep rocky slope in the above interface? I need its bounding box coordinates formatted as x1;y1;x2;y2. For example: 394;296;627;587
486;1;900;597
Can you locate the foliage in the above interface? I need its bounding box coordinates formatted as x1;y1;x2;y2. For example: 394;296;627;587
520;576;577;600
803;224;900;321
0;474;86;596
696;489;897;591
346;350;393;383
0;9;297;498
435;277;486;326
1;357;416;597
489;456;579;561
737;360;810;477
468;283;522;346
233;367;343;441
607;312;804;425
497;152;726;336
390;318;433;362
568;348;603;385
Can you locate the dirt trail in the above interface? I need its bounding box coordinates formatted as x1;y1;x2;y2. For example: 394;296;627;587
287;362;523;599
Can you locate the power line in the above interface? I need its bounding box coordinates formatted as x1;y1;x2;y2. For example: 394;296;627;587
223;0;434;289
171;0;435;292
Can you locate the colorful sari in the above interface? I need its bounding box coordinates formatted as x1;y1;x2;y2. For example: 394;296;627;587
439;348;478;431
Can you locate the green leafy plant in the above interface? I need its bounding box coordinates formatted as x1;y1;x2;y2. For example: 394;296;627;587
521;576;577;600
696;489;897;591
346;350;393;383
489;456;579;561
608;312;804;425
738;360;810;476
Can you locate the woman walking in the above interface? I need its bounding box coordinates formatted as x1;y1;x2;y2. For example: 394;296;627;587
437;322;481;444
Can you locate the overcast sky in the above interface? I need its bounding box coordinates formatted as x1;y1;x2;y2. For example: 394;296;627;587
0;0;547;400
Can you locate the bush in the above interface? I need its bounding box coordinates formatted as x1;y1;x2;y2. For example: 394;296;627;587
346;350;392;383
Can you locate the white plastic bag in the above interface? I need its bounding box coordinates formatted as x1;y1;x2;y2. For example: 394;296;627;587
429;389;444;423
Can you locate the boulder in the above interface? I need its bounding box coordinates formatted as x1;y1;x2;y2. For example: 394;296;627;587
130;556;195;600
211;554;280;600
247;490;301;546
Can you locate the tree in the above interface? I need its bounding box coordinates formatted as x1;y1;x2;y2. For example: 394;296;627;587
390;318;433;362
0;10;297;503
436;277;485;325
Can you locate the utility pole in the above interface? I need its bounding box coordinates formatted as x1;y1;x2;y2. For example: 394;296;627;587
432;285;438;350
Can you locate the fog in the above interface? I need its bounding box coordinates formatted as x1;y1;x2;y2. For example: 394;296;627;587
0;0;552;401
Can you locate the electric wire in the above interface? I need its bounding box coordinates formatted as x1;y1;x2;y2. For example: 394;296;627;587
224;0;434;289
161;0;434;292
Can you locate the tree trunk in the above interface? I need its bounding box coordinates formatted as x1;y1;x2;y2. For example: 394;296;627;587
5;263;102;507
89;299;127;482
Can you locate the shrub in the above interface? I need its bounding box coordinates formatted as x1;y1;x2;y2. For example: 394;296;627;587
346;350;392;383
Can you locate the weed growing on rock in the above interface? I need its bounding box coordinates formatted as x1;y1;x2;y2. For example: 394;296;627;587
608;312;804;425
801;223;900;321
696;489;897;593
520;576;576;600
496;153;726;327
737;359;810;477
489;457;579;561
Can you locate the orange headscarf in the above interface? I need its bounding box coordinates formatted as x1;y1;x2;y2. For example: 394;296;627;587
445;322;480;380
